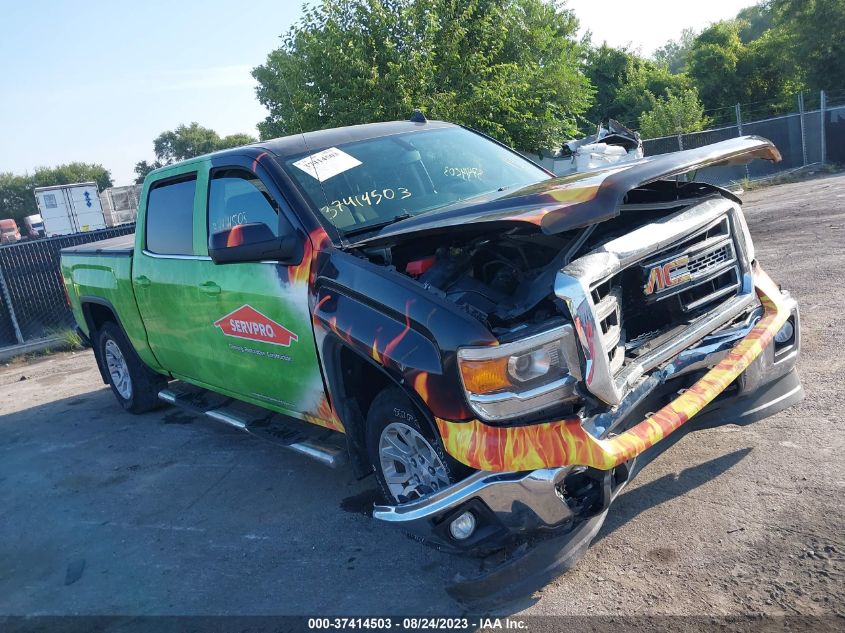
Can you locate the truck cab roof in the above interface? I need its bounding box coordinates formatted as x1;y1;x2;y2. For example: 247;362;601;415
144;120;458;181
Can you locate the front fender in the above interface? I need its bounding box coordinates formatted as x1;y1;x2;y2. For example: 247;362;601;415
311;250;497;421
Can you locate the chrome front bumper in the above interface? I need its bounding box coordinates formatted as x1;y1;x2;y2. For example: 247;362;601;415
374;294;802;552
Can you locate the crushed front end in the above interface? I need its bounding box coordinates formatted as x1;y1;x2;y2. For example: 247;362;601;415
372;188;802;601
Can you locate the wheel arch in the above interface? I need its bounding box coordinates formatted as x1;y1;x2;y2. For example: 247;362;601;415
321;334;441;479
79;297;122;384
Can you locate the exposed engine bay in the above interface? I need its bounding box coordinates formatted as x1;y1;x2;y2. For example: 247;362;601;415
358;181;737;336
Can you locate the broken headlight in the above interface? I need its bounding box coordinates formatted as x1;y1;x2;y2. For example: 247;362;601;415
733;206;756;264
457;324;581;422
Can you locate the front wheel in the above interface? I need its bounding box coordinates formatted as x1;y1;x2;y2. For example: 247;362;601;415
97;322;166;414
365;388;469;504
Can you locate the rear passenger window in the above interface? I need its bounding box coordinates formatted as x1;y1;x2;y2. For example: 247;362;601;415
208;169;280;236
146;175;197;255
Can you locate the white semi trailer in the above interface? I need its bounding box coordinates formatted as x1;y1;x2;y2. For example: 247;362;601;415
33;182;107;236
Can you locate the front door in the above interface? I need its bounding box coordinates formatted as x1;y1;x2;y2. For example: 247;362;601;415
190;160;328;422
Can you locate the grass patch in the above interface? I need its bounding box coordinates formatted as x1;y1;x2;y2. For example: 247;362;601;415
738;163;842;192
60;328;84;350
1;329;87;365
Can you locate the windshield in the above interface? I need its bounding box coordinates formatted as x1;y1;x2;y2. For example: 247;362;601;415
282;127;550;235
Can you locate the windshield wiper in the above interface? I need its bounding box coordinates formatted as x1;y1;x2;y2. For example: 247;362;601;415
343;213;412;237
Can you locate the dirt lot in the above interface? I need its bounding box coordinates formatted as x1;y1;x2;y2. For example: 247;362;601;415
0;174;843;618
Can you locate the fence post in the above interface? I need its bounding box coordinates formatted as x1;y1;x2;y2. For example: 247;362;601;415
798;92;808;166
677;134;684;151
0;266;24;345
736;103;750;181
820;90;827;165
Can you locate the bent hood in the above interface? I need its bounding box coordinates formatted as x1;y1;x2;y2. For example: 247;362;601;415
351;136;780;246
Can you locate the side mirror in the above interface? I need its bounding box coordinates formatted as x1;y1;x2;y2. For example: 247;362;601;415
208;222;303;265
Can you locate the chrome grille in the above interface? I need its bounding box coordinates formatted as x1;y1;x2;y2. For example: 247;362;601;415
639;215;740;313
688;244;730;275
555;197;756;406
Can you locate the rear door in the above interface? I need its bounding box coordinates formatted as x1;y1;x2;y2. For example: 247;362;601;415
132;165;208;381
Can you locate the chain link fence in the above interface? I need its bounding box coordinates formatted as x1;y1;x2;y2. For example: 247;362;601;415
531;90;844;185
641;91;845;187
0;225;135;353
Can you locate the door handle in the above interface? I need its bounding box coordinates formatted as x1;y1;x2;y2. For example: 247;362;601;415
199;281;221;296
134;275;151;288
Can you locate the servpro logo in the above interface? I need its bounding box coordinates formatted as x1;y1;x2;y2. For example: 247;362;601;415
214;305;298;347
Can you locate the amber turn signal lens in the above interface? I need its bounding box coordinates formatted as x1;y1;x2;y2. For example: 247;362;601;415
459;357;511;394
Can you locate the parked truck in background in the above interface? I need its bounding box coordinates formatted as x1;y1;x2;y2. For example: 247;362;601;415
60;120;803;601
0;218;22;244
34;182;107;237
23;214;46;238
100;185;141;227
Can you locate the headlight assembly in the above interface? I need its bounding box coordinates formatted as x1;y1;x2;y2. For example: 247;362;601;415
457;324;581;422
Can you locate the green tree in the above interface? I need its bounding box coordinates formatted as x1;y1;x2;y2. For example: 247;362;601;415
686;21;746;110
151;123;257;164
253;0;592;152
135;124;257;183
0;173;38;223
133;160;164;184
32;162;113;192
686;15;806;113
736;3;774;43
772;0;845;91
653;28;697;74
737;27;803;110
583;44;692;129
0;163;113;223
638;89;710;138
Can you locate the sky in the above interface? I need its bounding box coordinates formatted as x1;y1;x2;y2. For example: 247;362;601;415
0;0;758;187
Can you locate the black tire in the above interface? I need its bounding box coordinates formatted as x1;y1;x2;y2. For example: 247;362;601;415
365;387;471;505
97;321;166;414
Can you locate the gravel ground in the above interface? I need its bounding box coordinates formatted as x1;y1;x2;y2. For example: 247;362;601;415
0;174;843;619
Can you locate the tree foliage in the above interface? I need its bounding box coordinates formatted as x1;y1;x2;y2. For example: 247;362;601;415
772;0;845;92
253;0;591;151
638;89;710;138
583;44;692;129
0;163;113;223
653;0;844;115
653;28;697;74
133;160;164;184
134;123;257;183
685;17;802;112
686;21;747;111
0;173;38;223
152;123;256;164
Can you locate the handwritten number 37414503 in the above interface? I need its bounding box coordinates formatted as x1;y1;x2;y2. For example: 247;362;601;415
320;187;412;218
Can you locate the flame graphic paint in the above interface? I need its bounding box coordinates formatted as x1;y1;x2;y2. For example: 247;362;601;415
289;227;330;286
437;266;791;472
251;150;270;173
303;393;345;433
371;299;414;366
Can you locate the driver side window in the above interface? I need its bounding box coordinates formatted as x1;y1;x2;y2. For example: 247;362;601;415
208;168;280;236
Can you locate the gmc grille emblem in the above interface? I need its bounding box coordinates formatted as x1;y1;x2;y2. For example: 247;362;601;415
644;255;692;296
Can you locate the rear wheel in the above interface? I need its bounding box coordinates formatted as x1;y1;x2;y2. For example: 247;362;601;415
97;322;166;414
366;388;469;504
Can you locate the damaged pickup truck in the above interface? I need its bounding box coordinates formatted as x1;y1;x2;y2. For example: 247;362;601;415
61;119;803;601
